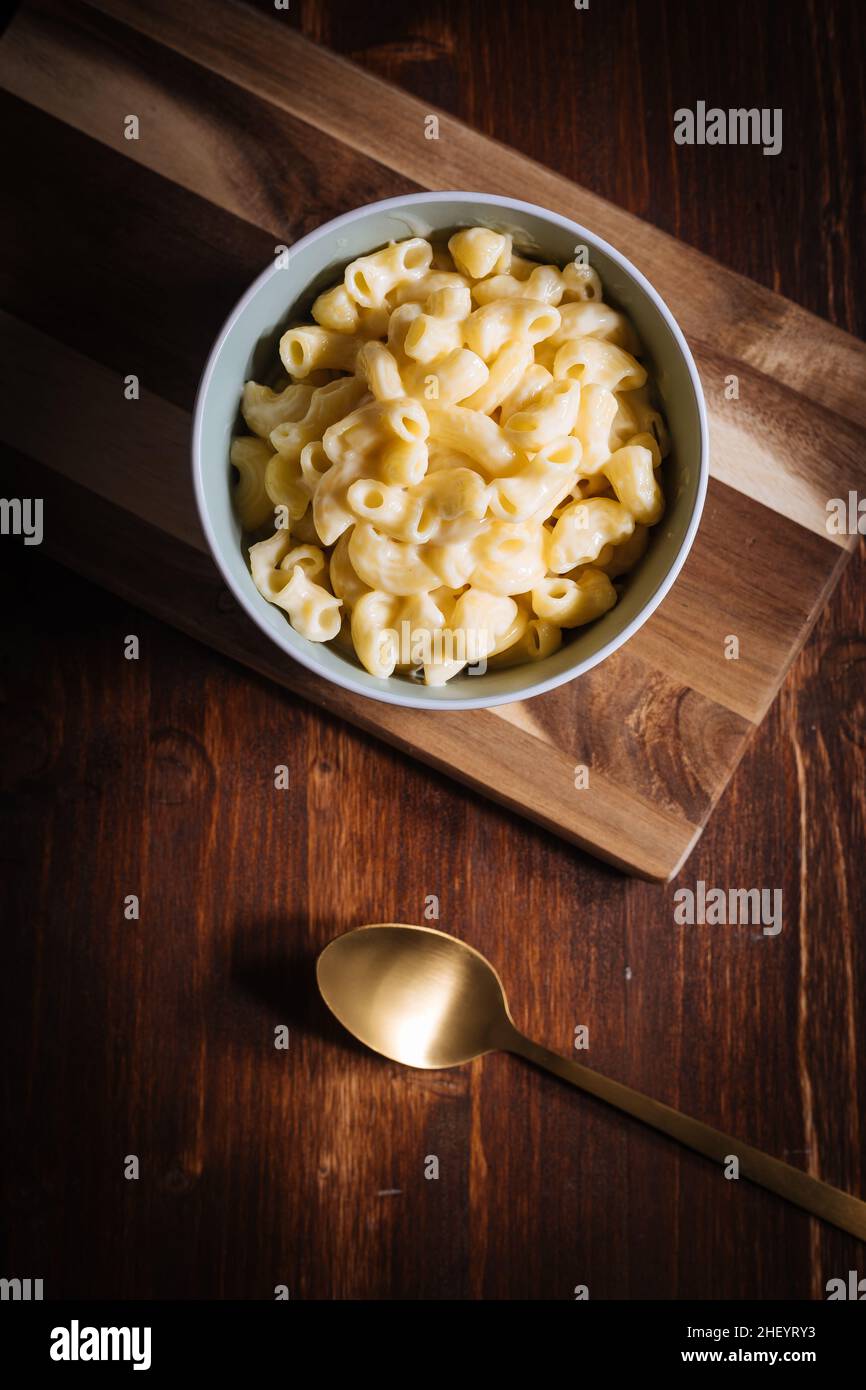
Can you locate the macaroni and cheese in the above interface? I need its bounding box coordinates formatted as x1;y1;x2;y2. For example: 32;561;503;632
232;229;668;685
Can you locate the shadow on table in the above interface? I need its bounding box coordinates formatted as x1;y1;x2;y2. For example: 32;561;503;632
231;919;373;1061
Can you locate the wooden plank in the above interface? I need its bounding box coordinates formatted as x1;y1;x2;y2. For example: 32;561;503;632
626;485;852;723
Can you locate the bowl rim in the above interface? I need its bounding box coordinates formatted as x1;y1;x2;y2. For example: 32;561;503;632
192;190;709;711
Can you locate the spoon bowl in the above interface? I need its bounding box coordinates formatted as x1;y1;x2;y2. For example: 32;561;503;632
317;923;514;1068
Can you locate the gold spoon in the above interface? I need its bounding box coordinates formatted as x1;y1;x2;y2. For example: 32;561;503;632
317;923;866;1241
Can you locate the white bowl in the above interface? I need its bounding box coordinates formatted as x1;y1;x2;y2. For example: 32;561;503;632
192;192;708;709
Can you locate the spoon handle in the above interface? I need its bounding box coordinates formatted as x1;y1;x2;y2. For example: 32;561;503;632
506;1029;866;1241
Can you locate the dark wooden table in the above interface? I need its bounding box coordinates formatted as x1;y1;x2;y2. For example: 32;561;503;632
2;0;864;1300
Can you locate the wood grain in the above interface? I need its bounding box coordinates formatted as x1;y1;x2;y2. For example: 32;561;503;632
1;0;865;1302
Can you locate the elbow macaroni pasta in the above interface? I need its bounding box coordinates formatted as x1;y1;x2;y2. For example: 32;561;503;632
231;229;669;684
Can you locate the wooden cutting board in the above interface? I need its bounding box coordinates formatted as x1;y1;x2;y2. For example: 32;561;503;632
2;0;864;881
